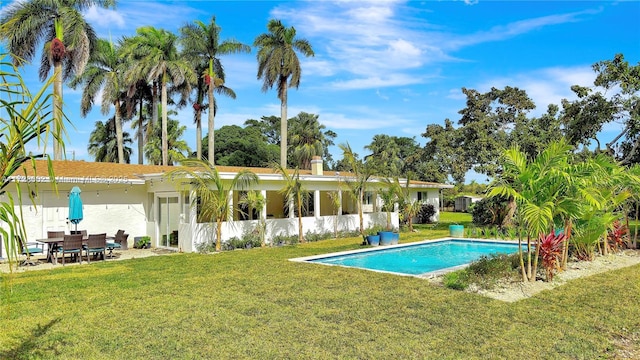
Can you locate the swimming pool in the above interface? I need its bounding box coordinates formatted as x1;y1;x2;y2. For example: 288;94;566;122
292;239;520;277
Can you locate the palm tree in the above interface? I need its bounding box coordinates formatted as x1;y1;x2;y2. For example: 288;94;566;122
0;55;61;268
0;0;116;160
339;143;374;238
124;79;153;164
289;112;326;169
254;19;314;168
272;163;307;243
395;176;421;233
239;191;267;246
88;116;133;163
180;17;250;164
165;159;258;251
70;38;128;163
144;112;191;166
121;26;195;166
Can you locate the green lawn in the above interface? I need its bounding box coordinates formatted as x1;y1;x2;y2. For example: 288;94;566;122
1;215;639;359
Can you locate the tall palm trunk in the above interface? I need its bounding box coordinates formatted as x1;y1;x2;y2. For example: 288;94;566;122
216;217;222;252
195;109;202;160
634;204;639;248
53;62;63;160
114;99;125;163
137;97;144;164
161;75;168;166
297;192;304;243
280;83;288;168
358;190;364;237
207;83;215;165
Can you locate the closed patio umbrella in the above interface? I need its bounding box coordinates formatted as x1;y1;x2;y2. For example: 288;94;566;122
68;186;83;231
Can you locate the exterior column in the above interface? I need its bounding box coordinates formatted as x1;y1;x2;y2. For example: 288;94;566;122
314;190;320;218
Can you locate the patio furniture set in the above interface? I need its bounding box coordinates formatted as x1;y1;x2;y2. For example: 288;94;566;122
21;230;129;265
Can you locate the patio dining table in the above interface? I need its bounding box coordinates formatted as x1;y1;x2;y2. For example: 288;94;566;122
37;236;88;265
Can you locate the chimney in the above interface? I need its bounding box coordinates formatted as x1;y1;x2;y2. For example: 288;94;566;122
311;156;323;176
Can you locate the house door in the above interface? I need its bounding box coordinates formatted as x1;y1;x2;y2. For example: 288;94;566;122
157;194;180;249
41;191;69;233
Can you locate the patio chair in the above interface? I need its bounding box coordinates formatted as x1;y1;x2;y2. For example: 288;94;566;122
107;233;128;258
58;234;84;265
17;235;44;265
47;230;65;239
71;230;88;239
85;233;107;263
115;230;128;250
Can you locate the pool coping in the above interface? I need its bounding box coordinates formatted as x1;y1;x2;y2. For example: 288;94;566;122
290;237;522;278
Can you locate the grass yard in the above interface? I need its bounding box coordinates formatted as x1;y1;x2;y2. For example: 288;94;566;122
1;213;639;359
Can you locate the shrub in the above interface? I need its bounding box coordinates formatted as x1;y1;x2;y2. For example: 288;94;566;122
196;240;217;253
539;231;566;281
443;271;469;290
471;196;509;226
444;253;521;291
416;203;436;224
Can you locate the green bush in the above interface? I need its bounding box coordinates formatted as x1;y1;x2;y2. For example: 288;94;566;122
471;196;509;226
443;270;469;290
417;203;437;224
446;253;521;291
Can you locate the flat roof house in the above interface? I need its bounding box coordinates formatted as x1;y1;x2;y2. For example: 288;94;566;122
1;159;452;257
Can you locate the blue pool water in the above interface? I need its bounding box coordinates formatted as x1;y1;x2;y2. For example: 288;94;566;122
306;240;520;276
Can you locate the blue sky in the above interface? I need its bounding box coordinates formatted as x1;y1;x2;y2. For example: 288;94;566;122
3;0;640;182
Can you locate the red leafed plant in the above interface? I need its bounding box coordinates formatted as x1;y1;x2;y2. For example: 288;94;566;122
51;38;66;62
539;231;566;281
607;220;628;252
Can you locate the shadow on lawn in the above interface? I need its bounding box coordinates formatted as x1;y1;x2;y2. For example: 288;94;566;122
0;318;61;359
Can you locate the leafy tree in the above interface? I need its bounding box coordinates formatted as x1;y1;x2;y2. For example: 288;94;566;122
244;116;280;145
180;16;249;164
88;116;132;163
0;55;61;268
144;111;190;165
122;26;195;165
205;125;278;167
366;135;421;178
70;38;128;163
254;19;315;168
421;119;466;183
165;159;258;251
0;0;116;160
272;163;307;243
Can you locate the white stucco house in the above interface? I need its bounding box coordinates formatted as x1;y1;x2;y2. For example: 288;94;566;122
1;158;452;257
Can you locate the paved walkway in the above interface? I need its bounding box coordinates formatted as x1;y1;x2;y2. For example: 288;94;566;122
0;247;178;273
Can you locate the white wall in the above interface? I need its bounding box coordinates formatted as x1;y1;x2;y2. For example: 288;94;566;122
190;212;396;249
1;182;148;257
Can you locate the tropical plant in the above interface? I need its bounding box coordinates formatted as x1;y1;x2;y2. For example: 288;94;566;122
70;38;128;163
539;231;566;281
254;19;315;168
378;179;398;231
88;116;133;163
122;26;195;165
607;220;628;252
0;55;60;269
339;143;374;237
288;112;334;169
165;159;258;251
272;163;307;243
180;16;250;163
489;140;573;282
144;113;190;165
327;190;342;239
0;0;116;160
238;190;267;247
416;203;436;224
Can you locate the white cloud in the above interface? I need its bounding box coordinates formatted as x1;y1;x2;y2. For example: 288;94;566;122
84;6;125;28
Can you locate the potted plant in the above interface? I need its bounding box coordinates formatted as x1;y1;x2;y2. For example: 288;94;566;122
365;231;380;246
134;236;151;249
